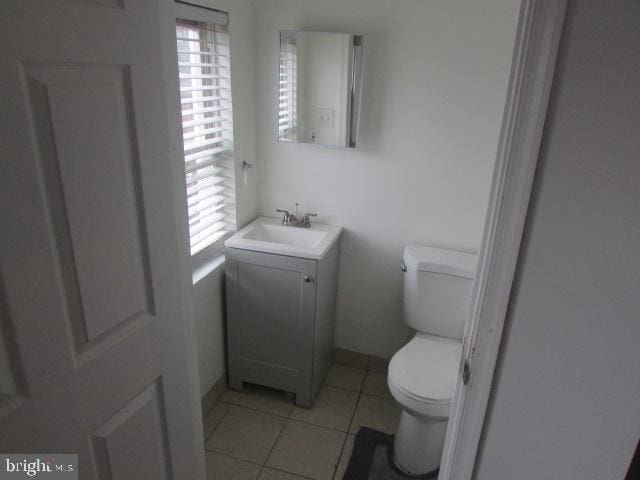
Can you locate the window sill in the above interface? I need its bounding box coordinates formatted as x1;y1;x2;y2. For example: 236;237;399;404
192;253;225;286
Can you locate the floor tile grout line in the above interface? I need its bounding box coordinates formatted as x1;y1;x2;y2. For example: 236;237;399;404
320;360;392;374
323;383;362;394
262;410;289;471
263;464;317;480
205;366;392;480
323;382;392;401
207;381;391;440
339;368;393;400
287;397;294;419
268;416;351;480
218;399;293;420
333;390;362;480
203;401;232;445
205;440;305;477
205;450;312;480
340;389;364;477
204;402;288;469
220;380;386;405
285;417;353;435
216;385;391;433
348;385;364;434
331;359;367;372
205;448;327;480
203;449;264;467
276;417;350;480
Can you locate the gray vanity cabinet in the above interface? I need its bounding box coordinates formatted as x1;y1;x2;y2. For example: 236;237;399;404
225;242;338;407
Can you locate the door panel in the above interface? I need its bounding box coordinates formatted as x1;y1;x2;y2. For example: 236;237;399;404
91;380;170;480
0;1;202;478
24;63;155;353
238;262;305;370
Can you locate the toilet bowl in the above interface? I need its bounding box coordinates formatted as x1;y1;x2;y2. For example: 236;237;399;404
388;332;461;475
388;245;477;476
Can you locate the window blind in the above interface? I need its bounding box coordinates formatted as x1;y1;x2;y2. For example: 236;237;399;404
176;13;235;256
278;34;297;140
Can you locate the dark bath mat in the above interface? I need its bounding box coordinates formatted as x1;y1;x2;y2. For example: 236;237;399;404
342;427;438;480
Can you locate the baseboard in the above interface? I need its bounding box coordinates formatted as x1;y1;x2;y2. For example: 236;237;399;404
201;372;227;417
332;347;390;373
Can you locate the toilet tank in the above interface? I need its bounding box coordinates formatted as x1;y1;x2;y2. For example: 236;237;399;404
402;245;478;340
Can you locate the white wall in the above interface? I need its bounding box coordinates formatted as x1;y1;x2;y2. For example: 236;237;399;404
191;262;227;396
183;0;259;396
254;0;520;357
475;1;640;478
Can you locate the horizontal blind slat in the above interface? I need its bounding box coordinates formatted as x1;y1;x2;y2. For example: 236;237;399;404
189;202;226;222
179;62;229;68
188;189;226;206
179;74;228;80
182;123;231;136
181;118;230;129
190;229;228;254
190;222;228;247
188;192;226;209
181;95;227;104
177;49;229;57
180;86;229;93
185;154;230;174
186;177;225;197
189;212;227;236
186;167;223;184
181;106;229;116
176;17;236;255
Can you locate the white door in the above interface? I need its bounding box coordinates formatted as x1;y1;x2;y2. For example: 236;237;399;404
0;1;204;478
438;2;567;478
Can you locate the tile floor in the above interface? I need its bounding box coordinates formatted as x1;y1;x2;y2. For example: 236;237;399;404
203;363;400;480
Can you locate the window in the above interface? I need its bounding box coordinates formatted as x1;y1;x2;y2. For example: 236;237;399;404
278;32;297;141
175;5;235;258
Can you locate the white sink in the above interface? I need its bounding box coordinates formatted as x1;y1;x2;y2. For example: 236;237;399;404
225;216;342;259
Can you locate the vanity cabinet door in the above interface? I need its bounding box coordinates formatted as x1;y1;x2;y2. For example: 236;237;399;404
225;248;317;391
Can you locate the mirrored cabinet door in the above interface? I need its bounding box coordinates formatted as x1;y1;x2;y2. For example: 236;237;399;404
277;30;364;148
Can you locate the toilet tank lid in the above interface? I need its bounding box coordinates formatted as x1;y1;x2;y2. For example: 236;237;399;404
403;245;477;279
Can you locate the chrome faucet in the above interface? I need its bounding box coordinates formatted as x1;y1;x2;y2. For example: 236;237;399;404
276;209;292;225
276;204;317;228
301;212;318;227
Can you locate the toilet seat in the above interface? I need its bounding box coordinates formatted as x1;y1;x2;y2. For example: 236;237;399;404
388;333;462;418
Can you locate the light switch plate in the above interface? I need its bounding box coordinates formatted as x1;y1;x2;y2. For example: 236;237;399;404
312;107;334;128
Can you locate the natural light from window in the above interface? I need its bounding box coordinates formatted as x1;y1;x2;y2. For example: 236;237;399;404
176;15;235;257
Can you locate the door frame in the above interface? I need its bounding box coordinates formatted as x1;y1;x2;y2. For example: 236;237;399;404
439;1;568;479
155;0;569;478
157;0;209;478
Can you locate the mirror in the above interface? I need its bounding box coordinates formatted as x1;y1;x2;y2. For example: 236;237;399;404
277;30;364;148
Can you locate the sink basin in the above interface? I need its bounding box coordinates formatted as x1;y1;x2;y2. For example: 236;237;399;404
225;216;342;259
243;223;326;248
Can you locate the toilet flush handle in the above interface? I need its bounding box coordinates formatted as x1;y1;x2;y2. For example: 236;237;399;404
401;260;407;273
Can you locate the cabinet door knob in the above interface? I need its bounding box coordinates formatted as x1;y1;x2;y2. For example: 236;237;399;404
304;275;313;283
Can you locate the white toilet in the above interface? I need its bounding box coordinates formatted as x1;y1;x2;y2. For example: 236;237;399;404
388;245;477;475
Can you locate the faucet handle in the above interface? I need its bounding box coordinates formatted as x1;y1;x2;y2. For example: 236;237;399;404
301;213;318;226
276;209;290;225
